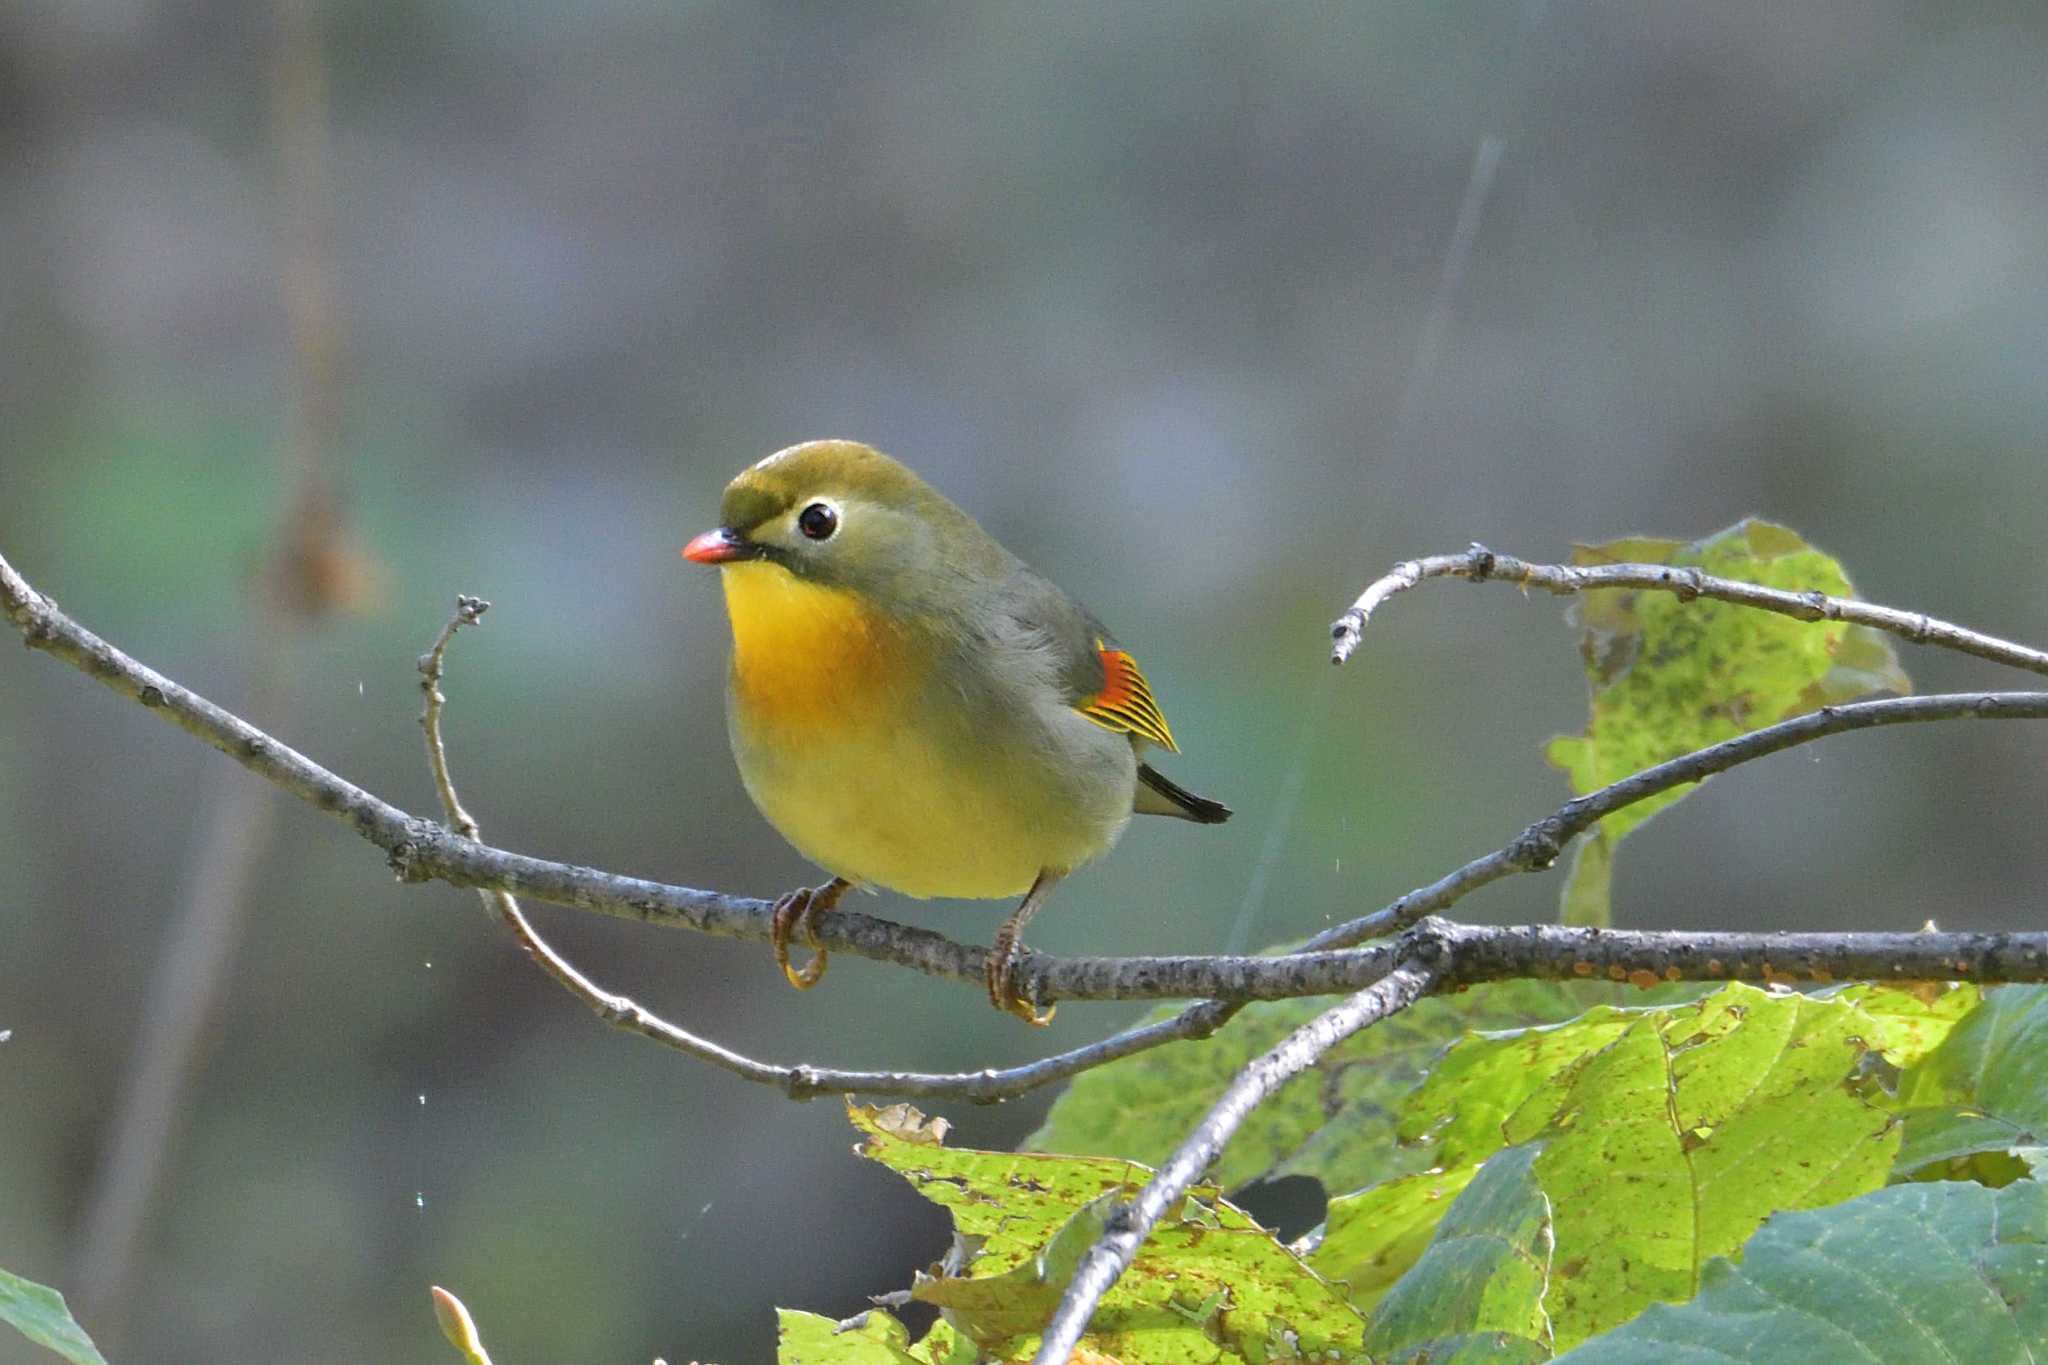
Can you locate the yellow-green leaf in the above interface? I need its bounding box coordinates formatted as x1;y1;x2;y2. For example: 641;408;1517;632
1885;984;2048;1179
1421;984;1898;1348
850;1102;1365;1363
776;1307;926;1364
1546;519;1910;927
1027;978;1587;1194
1306;1164;1481;1313
1555;1180;2048;1362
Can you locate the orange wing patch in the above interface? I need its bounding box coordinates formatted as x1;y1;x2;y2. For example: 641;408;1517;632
1078;641;1179;752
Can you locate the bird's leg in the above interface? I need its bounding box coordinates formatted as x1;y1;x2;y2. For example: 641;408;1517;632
770;876;851;990
985;869;1065;1026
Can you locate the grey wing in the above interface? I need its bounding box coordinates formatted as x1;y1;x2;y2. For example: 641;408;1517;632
978;565;1117;709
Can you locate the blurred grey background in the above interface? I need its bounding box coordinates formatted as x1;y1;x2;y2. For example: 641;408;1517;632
4;2;2046;1361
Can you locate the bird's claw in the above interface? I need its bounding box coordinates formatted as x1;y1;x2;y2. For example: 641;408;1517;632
984;941;1055;1027
771;877;848;990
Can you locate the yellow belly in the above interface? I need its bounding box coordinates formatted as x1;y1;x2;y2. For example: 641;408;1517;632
719;563;1128;898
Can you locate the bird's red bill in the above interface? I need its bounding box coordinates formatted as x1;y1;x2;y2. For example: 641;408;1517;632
683;527;749;563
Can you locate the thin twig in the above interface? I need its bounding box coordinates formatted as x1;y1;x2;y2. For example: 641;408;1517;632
1031;960;1441;1365
1330;544;2048;675
419;593;490;840
1298;688;2047;949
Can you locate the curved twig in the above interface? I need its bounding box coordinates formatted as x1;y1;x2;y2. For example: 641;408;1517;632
1330;544;2048;675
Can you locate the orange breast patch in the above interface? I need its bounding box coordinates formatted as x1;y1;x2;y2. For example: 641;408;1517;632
722;562;908;730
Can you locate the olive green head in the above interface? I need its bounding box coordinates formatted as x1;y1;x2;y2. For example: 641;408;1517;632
682;440;1008;606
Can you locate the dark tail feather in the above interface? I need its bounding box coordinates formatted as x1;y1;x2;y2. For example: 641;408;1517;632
1135;763;1233;824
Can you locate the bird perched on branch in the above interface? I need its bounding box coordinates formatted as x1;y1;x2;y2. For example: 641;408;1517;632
682;440;1230;1024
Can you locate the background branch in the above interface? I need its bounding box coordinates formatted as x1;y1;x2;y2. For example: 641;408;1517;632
66;0;363;1334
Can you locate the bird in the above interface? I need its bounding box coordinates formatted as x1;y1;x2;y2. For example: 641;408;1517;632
681;439;1230;1024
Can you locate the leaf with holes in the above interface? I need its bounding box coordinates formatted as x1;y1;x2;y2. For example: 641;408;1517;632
844;1102;1365;1363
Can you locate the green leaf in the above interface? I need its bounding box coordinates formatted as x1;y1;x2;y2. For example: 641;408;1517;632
1362;1146;1553;1359
776;1306;975;1364
849;1101;1150;1276
1394;984;1898;1348
1384;1335;1552;1365
1886;984;2048;1179
1545;519;1910;927
1398;1005;1641;1168
1027;978;1588;1193
849;1102;1365;1363
776;1308;925;1364
1556;837;1612;929
1827;981;1981;1066
1554;1179;2048;1363
0;1268;109;1365
1306;1164;1481;1312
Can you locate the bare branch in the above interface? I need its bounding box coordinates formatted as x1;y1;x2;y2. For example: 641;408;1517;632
1330;543;2048;676
1032;960;1440;1365
1419;916;2048;990
10;548;2048;1021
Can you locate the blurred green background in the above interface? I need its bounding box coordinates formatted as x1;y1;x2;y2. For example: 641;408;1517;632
4;3;2047;1361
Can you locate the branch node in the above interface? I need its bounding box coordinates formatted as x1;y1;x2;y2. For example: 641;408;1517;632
1466;543;1496;582
19;598;56;645
387;841;418;879
1508;818;1566;870
1400;917;1460;976
1797;590;1829;621
138;684;167;708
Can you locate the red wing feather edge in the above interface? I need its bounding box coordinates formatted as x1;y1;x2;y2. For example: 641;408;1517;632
1077;642;1179;752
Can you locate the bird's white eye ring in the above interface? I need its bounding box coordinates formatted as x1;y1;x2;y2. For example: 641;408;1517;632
797;501;839;541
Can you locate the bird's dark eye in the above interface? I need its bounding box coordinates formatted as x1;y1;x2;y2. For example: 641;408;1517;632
797;502;839;541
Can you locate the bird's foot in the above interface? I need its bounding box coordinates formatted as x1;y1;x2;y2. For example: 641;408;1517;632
984;922;1055;1027
770;876;850;990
